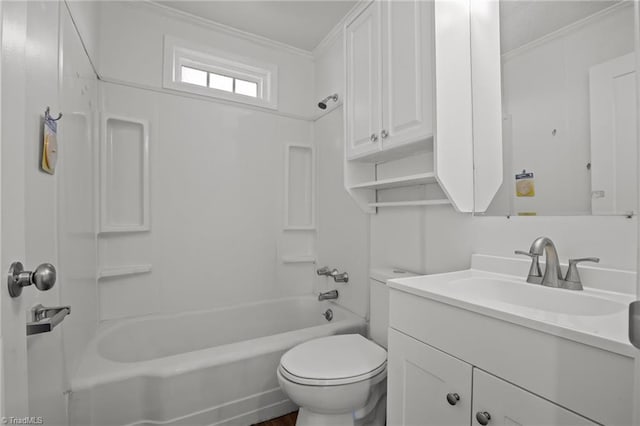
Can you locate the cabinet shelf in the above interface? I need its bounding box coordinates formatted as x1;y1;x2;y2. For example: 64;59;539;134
368;199;451;208
350;172;437;190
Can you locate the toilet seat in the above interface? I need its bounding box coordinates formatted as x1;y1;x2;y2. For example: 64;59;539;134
279;334;387;386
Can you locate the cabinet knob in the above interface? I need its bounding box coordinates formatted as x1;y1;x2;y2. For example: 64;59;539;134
446;393;460;405
476;411;491;425
381;129;388;139
370;133;378;142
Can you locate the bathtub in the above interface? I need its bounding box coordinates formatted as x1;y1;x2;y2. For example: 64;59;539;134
70;296;366;426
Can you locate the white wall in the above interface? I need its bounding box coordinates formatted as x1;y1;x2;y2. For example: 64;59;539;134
98;1;315;119
491;5;634;216
314;34;370;319
94;2;319;320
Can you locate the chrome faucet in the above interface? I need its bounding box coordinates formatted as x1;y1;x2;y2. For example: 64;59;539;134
516;237;600;291
318;290;339;301
316;266;349;283
529;237;564;288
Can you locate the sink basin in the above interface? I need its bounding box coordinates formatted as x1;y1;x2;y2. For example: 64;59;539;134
446;277;626;316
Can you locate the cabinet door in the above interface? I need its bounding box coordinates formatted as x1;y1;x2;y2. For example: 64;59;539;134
345;0;382;160
388;329;472;426
472;369;598;426
380;0;434;151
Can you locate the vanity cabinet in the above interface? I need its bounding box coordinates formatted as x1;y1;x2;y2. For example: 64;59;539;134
387;289;635;425
388;328;599;426
345;0;433;161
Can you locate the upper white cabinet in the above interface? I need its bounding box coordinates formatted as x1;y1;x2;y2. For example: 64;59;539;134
380;0;434;153
345;0;433;161
343;0;482;213
345;1;382;159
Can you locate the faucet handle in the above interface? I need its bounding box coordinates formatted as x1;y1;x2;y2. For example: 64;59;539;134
515;250;542;283
565;257;600;286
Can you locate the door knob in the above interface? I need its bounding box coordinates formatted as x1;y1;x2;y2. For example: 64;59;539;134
381;129;389;139
370;133;378;142
8;262;57;298
446;393;460;405
476;411;491;425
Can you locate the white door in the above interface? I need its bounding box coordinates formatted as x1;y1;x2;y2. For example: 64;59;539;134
1;1;31;415
387;328;472;426
380;0;434;151
471;369;598;426
589;53;637;215
0;2;91;422
345;0;382;160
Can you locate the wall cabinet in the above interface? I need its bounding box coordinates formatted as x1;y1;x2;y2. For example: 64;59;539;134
345;0;433;161
388;329;600;426
343;0;479;212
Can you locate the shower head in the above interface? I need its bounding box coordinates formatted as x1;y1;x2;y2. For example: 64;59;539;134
318;93;339;110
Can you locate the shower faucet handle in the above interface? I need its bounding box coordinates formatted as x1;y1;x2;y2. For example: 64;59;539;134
316;266;338;277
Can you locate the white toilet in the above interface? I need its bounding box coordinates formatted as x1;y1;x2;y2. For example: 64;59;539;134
277;269;415;426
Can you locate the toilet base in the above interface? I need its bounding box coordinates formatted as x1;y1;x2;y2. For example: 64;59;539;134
294;394;386;426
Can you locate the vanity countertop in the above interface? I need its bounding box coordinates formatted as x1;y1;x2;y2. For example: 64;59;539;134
388;258;637;358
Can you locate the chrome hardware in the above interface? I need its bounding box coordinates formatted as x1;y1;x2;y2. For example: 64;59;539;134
27;304;70;336
563;257;600;290
333;272;349;283
446;393;460;406
370;133;378;142
514;250;542;284
476;411;491;425
630;301;640;349
8;262;57;298
381;129;389;139
528;237;564;288
322;309;333;322
318;290;339;301
317;266;338;277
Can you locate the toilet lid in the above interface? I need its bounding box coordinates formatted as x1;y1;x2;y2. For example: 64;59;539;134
279;334;387;385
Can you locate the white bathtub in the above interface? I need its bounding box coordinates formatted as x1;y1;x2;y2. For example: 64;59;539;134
70;296;366;426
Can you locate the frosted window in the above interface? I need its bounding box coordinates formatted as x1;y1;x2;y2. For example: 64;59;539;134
235;79;258;98
181;66;207;87
209;73;233;92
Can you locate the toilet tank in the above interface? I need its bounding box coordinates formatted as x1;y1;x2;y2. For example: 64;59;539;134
369;269;417;349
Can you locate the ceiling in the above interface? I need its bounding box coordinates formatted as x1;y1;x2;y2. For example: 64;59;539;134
154;0;358;51
500;1;621;53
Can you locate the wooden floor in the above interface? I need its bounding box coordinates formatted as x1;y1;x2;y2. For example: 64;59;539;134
252;411;298;426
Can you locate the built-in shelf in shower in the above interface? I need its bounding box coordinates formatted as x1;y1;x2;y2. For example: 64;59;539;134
98;264;152;279
281;255;316;264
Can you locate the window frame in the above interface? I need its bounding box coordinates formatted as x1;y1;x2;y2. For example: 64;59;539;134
163;36;278;110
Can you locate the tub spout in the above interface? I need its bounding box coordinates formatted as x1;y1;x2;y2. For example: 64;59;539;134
318;290;338;301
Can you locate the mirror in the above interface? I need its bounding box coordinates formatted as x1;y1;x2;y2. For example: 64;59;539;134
477;1;637;216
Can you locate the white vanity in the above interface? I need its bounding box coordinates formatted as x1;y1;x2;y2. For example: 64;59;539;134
386;255;636;426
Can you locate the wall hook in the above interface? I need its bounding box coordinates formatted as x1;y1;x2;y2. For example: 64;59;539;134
44;106;62;122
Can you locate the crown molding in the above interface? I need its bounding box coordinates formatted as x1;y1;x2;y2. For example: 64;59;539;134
313;0;372;58
141;1;314;60
502;1;632;61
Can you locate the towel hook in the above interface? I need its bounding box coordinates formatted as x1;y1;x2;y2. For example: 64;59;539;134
44;106;62;122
